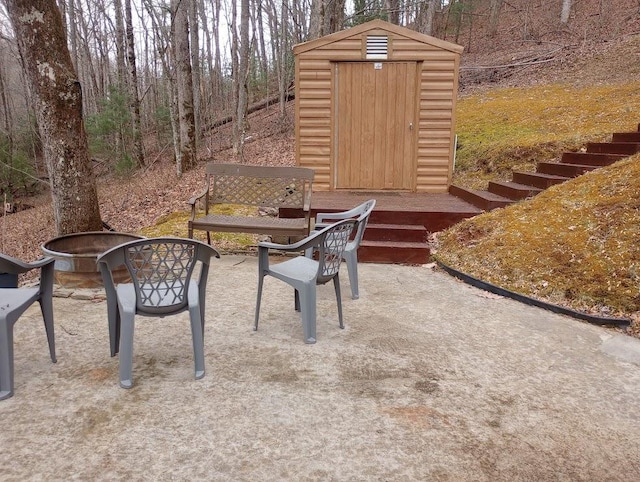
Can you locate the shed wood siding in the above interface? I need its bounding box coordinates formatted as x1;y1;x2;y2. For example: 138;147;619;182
295;20;462;192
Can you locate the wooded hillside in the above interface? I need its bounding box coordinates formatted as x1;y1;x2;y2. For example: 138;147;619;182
1;0;638;203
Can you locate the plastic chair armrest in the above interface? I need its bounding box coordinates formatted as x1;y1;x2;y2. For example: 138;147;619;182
316;212;346;224
258;229;325;253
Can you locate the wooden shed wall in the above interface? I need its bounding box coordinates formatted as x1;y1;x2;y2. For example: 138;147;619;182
295;25;460;193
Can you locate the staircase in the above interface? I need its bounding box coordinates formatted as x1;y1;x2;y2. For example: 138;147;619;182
302;192;481;264
356;223;429;264
449;125;640;211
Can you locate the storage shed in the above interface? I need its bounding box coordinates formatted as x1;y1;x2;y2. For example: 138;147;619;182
294;20;463;192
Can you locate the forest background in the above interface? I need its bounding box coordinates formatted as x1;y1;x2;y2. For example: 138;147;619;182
0;0;638;266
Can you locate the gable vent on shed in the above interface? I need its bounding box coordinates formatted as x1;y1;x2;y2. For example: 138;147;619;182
366;35;388;59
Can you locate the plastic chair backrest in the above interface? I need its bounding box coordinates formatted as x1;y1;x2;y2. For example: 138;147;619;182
315;199;376;248
126;240;200;314
99;238;209;316
351;199;376;248
316;219;357;284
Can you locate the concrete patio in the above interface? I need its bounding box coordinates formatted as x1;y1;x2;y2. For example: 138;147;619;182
3;254;640;481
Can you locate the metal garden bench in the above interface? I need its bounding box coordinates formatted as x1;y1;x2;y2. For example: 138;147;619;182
188;163;314;244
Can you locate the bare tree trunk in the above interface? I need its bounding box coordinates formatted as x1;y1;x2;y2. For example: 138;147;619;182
454;0;464;44
488;0;503;37
278;0;289;118
290;0;306;43
324;0;345;34
189;0;201;143
198;0;213;131
308;0;324;39
144;0;182;171
67;0;79;69
0;55;15;192
74;1;100;115
174;0;197;173
416;0;436;35
232;0;250;158
467;0;474;52
561;0;572;24
255;0;269;84
57;0;67;36
125;0;144;168
6;0;102;235
211;0;223;103
386;0;400;24
114;0;127;86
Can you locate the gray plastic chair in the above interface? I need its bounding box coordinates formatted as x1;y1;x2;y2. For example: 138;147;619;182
97;237;219;389
0;254;56;400
310;199;376;299
255;219;357;343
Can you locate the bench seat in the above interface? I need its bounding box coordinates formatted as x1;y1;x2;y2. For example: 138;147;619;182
190;214;308;236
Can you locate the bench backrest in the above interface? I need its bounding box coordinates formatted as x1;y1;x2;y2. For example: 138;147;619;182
205;163;314;209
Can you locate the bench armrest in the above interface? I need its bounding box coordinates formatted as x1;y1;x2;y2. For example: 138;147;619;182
188;186;210;220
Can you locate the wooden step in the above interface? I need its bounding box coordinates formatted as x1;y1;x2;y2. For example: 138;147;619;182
512;171;568;189
358;240;430;264
364;223;428;243
366;210;476;234
586;142;640;155
487;181;543;200
612;132;640;142
448;185;513;211
537;161;597;178
561;152;627;166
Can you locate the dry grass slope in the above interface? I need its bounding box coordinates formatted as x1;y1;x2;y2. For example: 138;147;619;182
435;154;640;335
453;82;640;189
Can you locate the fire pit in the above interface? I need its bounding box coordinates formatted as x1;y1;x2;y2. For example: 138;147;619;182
42;231;144;289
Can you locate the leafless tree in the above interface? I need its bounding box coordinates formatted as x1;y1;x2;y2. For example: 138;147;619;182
561;0;572;24
309;0;345;38
386;0;400;24
188;0;201;141
488;0;503;36
416;0;437;35
232;0;251;158
114;0;127;85
173;0;197;174
5;0;102;234
125;0;145;168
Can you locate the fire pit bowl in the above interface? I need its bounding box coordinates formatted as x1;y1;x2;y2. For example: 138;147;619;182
42;231;144;289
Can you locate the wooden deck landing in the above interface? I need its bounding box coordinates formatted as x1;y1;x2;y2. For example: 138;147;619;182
309;191;481;233
283;191;481;264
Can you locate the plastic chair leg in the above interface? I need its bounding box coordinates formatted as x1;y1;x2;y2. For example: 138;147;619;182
344;250;359;300
38;296;57;363
118;310;136;389
197;283;206;336
188;303;205;380
107;296;121;357
0;317;15;400
298;284;317;344
254;274;265;331
333;274;345;329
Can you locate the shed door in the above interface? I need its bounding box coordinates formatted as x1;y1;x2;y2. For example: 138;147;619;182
335;61;417;190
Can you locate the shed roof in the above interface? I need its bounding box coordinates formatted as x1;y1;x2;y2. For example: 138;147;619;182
293;19;464;55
